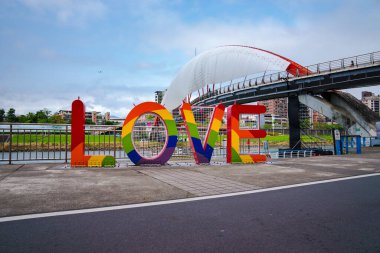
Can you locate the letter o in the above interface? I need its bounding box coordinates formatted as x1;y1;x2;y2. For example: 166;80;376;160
121;102;178;165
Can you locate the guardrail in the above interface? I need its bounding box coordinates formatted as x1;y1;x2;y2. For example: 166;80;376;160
0;123;336;164
192;51;380;104
274;150;316;159
0;123;229;164
0;123;122;163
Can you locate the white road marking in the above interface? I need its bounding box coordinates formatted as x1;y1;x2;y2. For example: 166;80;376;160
1;173;379;223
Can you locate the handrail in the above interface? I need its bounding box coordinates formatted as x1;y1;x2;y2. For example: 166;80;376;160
192;50;380;104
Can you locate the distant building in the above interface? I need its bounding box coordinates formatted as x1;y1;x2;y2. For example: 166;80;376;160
264;114;288;129
104;112;111;121
91;111;97;123
58;110;110;124
58;110;73;122
259;98;288;118
312;111;327;124
155;90;165;104
259;98;318;128
362;91;380;116
108;116;124;125
361;91;373;98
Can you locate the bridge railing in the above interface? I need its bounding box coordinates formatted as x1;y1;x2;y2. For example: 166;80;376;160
192;51;380;104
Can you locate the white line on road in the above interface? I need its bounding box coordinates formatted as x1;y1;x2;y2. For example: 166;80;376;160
1;173;379;223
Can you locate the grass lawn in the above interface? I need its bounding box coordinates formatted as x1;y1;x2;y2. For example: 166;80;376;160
263;134;333;143
10;133;333;145
11;134;121;145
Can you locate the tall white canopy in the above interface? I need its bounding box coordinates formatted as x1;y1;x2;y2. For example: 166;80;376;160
161;45;292;111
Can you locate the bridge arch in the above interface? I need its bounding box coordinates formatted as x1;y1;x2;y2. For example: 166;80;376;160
162;45;309;111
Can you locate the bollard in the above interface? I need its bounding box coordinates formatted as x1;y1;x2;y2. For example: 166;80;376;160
356;136;362;154
8;124;12;165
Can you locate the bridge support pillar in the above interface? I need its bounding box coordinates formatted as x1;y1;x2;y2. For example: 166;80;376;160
288;95;301;150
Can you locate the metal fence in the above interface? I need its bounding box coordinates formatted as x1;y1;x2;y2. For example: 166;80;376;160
264;128;335;136
0;123;229;164
1;124;71;163
272;150;316;159
0;121;336;164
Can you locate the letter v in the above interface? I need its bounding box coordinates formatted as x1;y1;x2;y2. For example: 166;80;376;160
180;102;225;164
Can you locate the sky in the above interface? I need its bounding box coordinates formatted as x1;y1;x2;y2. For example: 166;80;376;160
0;0;379;117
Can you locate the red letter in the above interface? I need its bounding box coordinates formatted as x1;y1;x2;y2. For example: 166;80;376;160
71;99;115;167
227;104;267;163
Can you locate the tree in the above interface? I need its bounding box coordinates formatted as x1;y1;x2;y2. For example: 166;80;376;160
26;112;37;123
49;115;65;124
35;109;50;123
300;118;312;129
145;114;155;121
0;108;4;122
85;119;95;125
6;108;17;122
105;121;118;125
18;115;28;123
314;122;343;130
263;124;272;129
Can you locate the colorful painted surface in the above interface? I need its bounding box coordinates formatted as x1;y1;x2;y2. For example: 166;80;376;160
180;102;225;164
70;99;115;167
121;102;178;165
227;104;267;163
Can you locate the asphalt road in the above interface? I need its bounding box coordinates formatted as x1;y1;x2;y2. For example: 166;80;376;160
1;175;379;253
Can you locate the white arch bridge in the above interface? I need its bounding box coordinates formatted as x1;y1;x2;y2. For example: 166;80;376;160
162;46;380;149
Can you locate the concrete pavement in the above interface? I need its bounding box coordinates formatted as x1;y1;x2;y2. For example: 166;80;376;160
0;148;379;217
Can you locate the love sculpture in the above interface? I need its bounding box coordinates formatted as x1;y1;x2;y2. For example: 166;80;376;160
70;99;267;167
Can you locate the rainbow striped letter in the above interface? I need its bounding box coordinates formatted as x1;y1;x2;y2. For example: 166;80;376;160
71;99;116;167
180;103;225;164
227;104;267;163
122;102;178;165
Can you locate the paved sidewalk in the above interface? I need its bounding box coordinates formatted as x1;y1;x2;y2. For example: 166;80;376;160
0;149;379;217
139;168;260;196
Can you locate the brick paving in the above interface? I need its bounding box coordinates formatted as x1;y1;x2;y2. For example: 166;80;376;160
138;168;260;196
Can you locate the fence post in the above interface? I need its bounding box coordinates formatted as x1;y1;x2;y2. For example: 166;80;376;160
65;125;68;164
113;127;116;158
8;124;12;165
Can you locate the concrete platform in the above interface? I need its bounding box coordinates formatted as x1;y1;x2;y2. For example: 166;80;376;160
0;149;379;217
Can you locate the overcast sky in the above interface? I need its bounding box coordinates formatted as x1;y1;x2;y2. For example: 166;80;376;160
1;0;379;117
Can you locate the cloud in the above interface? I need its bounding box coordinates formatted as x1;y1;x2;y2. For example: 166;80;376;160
2;0;379;116
20;0;106;26
132;0;380;98
136;0;380;64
